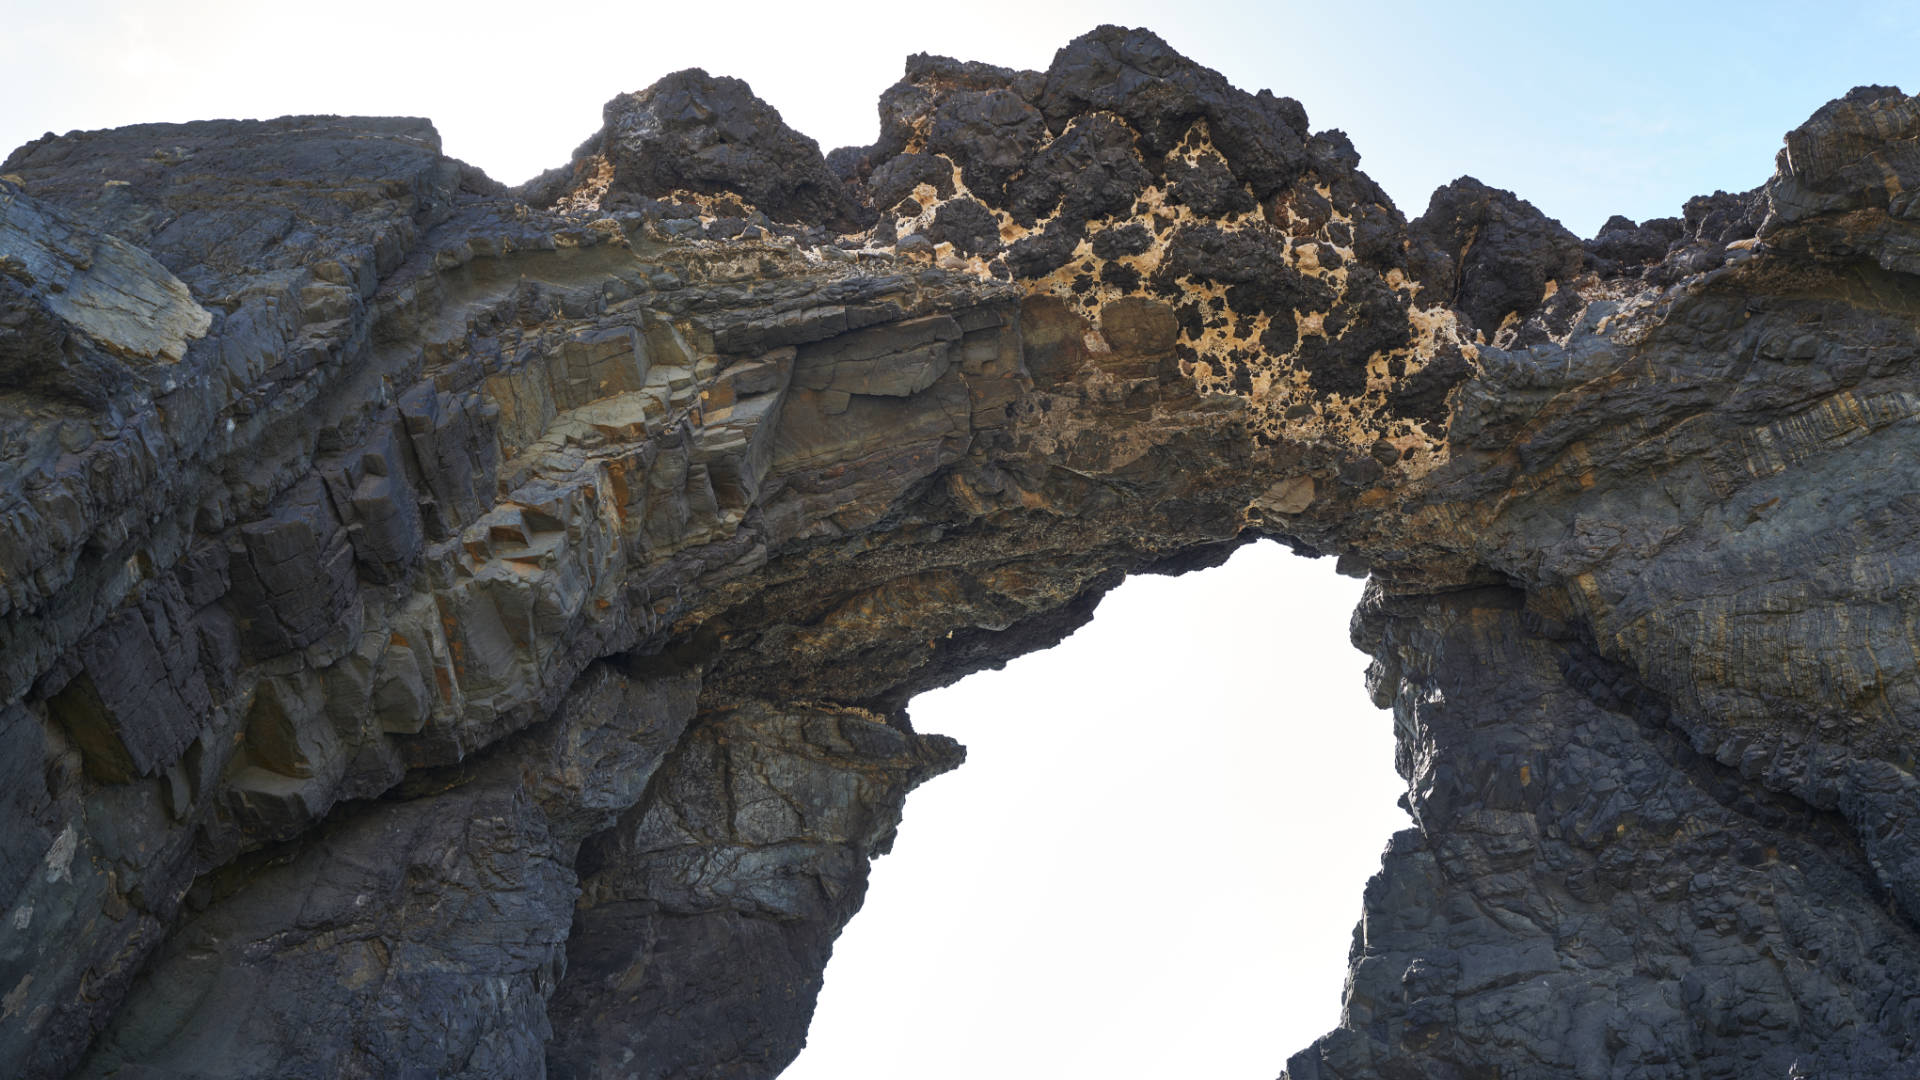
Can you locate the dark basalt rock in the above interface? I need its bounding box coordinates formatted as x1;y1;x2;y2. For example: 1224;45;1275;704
1090;221;1152;260
1382;343;1471;428
1004;111;1152;227
1582;213;1683;277
1038;25;1309;196
1293;266;1411;400
1289;590;1920;1080
862;151;955;213
904;69;1047;209
1167;151;1259;217
1410;176;1586;339
927;196;1000;256
1767;84;1920;227
1;24;1918;1080
523;69;872;234
1003;217;1085;279
547;702;959;1078
1758;86;1920;275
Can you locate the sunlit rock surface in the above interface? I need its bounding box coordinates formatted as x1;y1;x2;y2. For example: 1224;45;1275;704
1;26;1917;1080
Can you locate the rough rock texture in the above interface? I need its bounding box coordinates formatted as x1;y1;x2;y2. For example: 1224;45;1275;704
522;70;872;235
1;24;1918;1080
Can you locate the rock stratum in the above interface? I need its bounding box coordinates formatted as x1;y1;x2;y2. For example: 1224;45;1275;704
1;25;1918;1079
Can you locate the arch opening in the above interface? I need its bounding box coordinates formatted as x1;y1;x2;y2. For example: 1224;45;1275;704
781;541;1410;1079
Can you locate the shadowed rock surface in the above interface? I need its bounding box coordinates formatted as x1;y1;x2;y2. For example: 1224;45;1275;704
1;24;1918;1080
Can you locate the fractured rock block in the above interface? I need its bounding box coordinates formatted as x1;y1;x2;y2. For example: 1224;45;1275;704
638;437;695;554
225;763;332;840
690;347;793;515
242;669;337;780
791;313;961;398
427;572;534;723
344;462;424;583
550;324;650;410
398;385;498;539
375;661;432;737
522;659;703;850
224;475;359;662
321;420;425;585
0;182;211;366
483;356;560;462
173;540;232;609
765;374;972;537
89;779;576;1080
45;606;206;784
547;701;961;1078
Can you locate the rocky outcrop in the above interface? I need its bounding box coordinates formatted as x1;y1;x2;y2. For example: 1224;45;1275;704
0;24;1917;1080
522;70;872;235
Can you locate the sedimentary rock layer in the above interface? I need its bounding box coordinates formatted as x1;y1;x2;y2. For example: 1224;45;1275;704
0;26;1916;1079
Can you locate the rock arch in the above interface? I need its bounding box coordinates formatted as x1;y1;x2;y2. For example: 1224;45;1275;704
1;26;1918;1079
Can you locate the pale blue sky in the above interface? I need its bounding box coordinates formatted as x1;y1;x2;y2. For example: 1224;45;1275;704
4;1;1914;235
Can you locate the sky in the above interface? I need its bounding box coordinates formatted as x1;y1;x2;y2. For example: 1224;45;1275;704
3;2;1911;1076
3;1;1915;236
782;542;1400;1079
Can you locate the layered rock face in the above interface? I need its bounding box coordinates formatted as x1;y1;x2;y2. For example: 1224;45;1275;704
1;26;1917;1079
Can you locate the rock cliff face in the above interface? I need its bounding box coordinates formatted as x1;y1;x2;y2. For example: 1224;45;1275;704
1;26;1917;1079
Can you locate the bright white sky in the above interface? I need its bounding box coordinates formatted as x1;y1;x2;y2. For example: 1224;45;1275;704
785;542;1398;1079
4;2;1911;1075
3;0;1914;235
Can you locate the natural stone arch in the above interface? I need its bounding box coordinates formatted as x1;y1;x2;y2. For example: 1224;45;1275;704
0;25;1917;1080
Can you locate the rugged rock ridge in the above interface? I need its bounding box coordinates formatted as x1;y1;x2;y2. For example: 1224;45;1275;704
0;25;1917;1079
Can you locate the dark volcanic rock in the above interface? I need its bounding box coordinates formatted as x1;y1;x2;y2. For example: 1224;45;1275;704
1766;85;1920;227
0;28;1918;1080
1582;213;1683;277
1003;111;1152;227
1290;589;1920;1080
547;701;960;1079
1039;25;1309;196
927;195;1000;255
1410;176;1586;339
1760;86;1920;274
80;781;579;1079
522;69;871;233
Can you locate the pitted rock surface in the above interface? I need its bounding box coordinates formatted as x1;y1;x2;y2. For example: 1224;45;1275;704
1;24;1918;1080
